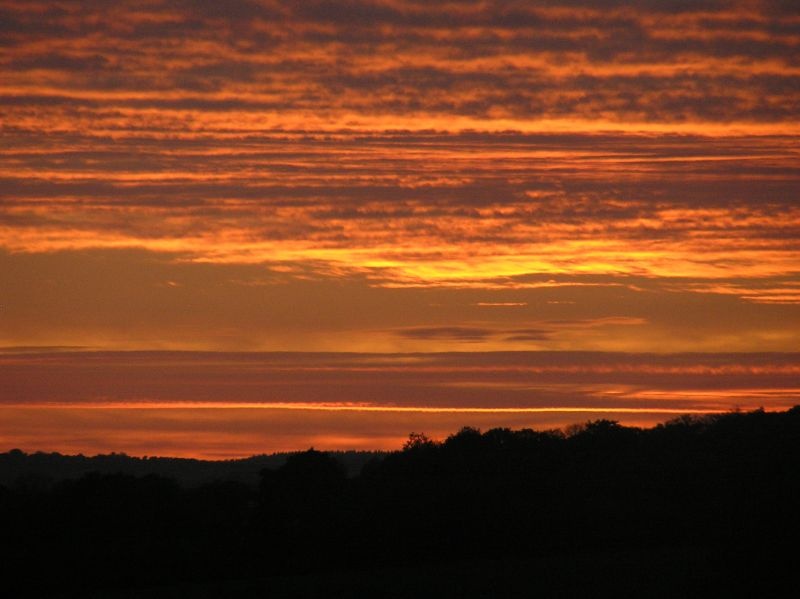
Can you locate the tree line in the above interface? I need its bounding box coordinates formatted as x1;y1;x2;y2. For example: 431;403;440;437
2;407;799;597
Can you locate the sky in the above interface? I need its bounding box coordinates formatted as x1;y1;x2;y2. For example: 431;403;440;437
1;0;799;457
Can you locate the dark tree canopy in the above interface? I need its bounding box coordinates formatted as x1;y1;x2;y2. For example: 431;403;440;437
2;407;799;597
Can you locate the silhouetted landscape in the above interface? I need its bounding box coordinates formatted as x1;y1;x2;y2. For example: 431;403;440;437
0;449;380;488
3;407;799;597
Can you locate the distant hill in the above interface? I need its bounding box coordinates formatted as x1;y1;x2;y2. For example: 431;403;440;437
0;448;384;488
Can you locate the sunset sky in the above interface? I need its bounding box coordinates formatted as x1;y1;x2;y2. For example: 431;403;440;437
2;0;799;457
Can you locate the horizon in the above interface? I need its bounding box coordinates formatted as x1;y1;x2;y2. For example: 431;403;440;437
5;403;795;463
2;348;797;458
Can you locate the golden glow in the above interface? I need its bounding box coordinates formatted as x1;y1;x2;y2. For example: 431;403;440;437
4;401;731;415
0;404;752;459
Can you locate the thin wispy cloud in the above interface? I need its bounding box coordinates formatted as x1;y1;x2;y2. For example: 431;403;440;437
1;350;797;456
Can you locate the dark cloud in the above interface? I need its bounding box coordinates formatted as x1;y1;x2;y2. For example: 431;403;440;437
396;326;494;341
8;53;110;71
503;329;553;342
175;0;280;21
3;1;798;118
2;349;799;408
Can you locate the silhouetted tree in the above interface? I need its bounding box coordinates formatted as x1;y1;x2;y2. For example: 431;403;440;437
403;432;437;451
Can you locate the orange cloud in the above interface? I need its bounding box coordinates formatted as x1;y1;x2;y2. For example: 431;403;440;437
1;1;798;349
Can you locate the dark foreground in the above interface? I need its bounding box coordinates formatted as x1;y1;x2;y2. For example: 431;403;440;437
2;407;799;597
